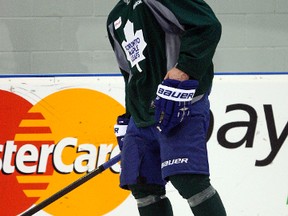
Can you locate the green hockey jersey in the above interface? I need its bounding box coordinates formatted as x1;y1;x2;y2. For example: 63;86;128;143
107;0;221;127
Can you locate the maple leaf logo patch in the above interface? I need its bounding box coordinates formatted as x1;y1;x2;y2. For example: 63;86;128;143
122;20;147;72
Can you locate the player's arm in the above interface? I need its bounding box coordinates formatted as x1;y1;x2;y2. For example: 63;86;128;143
107;18;131;118
162;0;222;80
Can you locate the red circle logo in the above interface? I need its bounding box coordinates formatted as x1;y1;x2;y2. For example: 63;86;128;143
0;88;129;216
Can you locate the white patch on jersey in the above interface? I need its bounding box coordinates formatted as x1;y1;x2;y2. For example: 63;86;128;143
133;0;143;10
114;17;122;30
122;20;147;72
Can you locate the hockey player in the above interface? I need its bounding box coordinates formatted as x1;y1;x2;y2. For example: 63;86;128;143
108;0;226;215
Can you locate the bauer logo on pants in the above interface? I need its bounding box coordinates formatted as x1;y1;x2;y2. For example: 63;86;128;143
0;88;129;216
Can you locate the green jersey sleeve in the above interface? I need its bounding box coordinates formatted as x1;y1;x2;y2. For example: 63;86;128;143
161;0;222;81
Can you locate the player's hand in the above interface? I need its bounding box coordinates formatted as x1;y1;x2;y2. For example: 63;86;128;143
164;67;190;81
154;79;199;135
114;114;130;150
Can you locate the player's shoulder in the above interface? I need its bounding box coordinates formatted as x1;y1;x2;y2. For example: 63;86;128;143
107;1;127;25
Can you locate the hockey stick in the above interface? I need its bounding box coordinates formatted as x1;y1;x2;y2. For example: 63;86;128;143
20;154;121;216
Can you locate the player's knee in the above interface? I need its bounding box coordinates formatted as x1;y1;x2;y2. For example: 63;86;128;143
169;174;216;206
128;184;167;207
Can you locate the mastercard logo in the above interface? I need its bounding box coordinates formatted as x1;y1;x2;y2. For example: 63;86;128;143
0;88;129;216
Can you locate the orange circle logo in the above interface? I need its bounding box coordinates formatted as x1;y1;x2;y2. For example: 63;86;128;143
0;88;129;216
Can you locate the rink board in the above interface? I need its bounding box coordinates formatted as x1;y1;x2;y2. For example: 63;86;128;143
0;74;287;216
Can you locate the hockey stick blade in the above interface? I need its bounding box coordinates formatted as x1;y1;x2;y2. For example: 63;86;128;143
20;154;121;216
